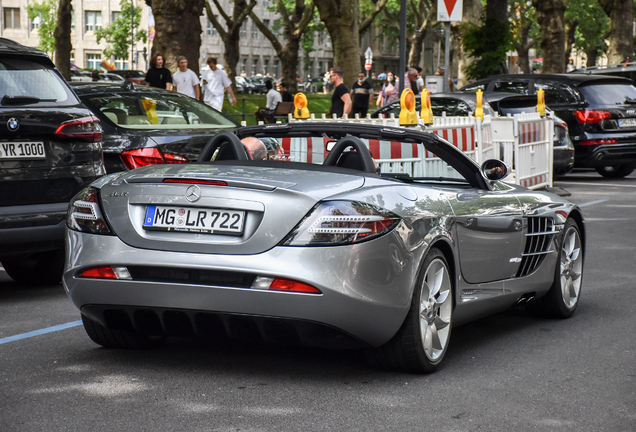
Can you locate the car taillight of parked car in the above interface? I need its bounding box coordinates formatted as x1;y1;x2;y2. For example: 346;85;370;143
55;115;103;142
574;110;612;124
120;147;189;170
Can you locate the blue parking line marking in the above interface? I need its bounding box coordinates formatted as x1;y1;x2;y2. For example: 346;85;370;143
0;320;82;345
579;200;607;208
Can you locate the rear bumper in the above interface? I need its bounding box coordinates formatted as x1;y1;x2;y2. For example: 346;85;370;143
574;140;636;167
0;203;67;258
63;228;418;348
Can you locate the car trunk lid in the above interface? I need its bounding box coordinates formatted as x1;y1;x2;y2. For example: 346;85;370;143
99;163;366;255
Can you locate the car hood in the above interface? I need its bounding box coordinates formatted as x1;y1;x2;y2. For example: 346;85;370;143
97;163;366;255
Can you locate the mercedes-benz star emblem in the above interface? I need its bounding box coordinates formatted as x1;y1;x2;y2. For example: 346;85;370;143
185;185;201;202
7;118;19;131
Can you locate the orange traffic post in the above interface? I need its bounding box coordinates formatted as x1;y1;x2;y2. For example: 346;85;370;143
399;88;418;126
536;88;546;117
475;89;484;121
294;93;310;119
420;89;433;125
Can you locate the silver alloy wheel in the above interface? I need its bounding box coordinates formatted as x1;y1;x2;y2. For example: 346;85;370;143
560;225;583;309
419;258;453;361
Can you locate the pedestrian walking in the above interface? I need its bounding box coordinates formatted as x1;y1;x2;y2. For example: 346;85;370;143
201;57;236;111
328;67;352;118
350;72;373;118
376;72;398;107
172;56;200;99
403;68;419;95
415;66;424;92
145;53;172;90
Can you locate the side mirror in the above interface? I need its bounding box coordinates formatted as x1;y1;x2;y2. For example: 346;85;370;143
481;159;509;181
325;140;337;152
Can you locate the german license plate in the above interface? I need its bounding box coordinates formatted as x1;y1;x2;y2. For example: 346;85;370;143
143;205;245;235
0;142;46;159
619;118;636;128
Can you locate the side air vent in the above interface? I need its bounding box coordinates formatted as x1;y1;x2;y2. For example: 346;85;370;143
516;217;557;277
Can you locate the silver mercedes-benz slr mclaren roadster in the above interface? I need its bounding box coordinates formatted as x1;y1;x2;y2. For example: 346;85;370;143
63;123;585;373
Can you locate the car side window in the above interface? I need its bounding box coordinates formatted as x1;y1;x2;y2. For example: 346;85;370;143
461;83;486;92
534;82;568;104
493;81;529;94
559;84;581;104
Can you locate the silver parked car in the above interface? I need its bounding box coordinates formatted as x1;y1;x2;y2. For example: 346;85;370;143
63;123;585;373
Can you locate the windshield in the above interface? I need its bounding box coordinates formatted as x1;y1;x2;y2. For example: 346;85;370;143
578;83;636;106
84;92;237;129
0;58;77;105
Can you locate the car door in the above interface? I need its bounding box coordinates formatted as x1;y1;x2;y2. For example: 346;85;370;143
445;184;525;284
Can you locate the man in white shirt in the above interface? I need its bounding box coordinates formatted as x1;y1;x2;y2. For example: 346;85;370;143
255;79;282;123
201;57;237;111
172;56;200;99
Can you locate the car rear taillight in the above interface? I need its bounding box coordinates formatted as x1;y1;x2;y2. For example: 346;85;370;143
251;276;322;294
55;115;102;142
120;147;188;170
579;138;618;145
574;110;612;124
281;200;401;246
67;187;113;235
78;266;132;279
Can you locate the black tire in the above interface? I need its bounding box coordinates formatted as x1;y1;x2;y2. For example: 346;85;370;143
595;165;635;178
81;314;165;349
365;248;453;373
526;219;583;318
1;248;65;285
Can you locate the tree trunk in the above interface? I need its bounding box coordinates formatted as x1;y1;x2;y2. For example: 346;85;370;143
598;0;634;64
409;33;425;67
249;0;314;94
456;0;482;87
279;41;301;94
146;0;205;75
205;0;256;94
314;0;360;87
564;21;578;69
53;0;72;80
532;0;567;74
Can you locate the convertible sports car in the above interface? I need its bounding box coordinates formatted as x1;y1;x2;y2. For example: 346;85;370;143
63;123;585;373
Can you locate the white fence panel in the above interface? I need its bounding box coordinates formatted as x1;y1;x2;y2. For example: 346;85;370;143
514;113;553;189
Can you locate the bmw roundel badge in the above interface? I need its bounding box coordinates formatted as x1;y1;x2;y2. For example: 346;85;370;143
7;118;19;131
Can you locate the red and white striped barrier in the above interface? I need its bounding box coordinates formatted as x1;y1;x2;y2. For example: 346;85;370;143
514;113;553;189
282;111;553;190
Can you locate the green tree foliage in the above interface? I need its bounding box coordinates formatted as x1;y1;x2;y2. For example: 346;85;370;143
566;0;609;66
26;0;58;56
508;0;539;73
462;18;513;80
96;0;147;61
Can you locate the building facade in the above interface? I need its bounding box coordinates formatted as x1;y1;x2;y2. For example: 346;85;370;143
2;0;409;81
1;0;149;70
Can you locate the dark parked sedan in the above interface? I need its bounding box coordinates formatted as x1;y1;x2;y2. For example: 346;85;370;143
71;82;238;173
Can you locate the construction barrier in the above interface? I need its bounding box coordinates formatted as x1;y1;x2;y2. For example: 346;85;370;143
259;111;553;190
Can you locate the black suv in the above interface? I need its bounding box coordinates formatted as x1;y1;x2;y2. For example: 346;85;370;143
460;74;636;178
0;38;104;284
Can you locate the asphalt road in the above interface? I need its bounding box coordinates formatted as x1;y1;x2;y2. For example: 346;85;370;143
1;169;635;432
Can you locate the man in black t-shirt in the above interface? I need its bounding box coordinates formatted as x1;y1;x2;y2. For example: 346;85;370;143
329;67;351;118
350;72;374;118
280;82;293;102
145;53;173;90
